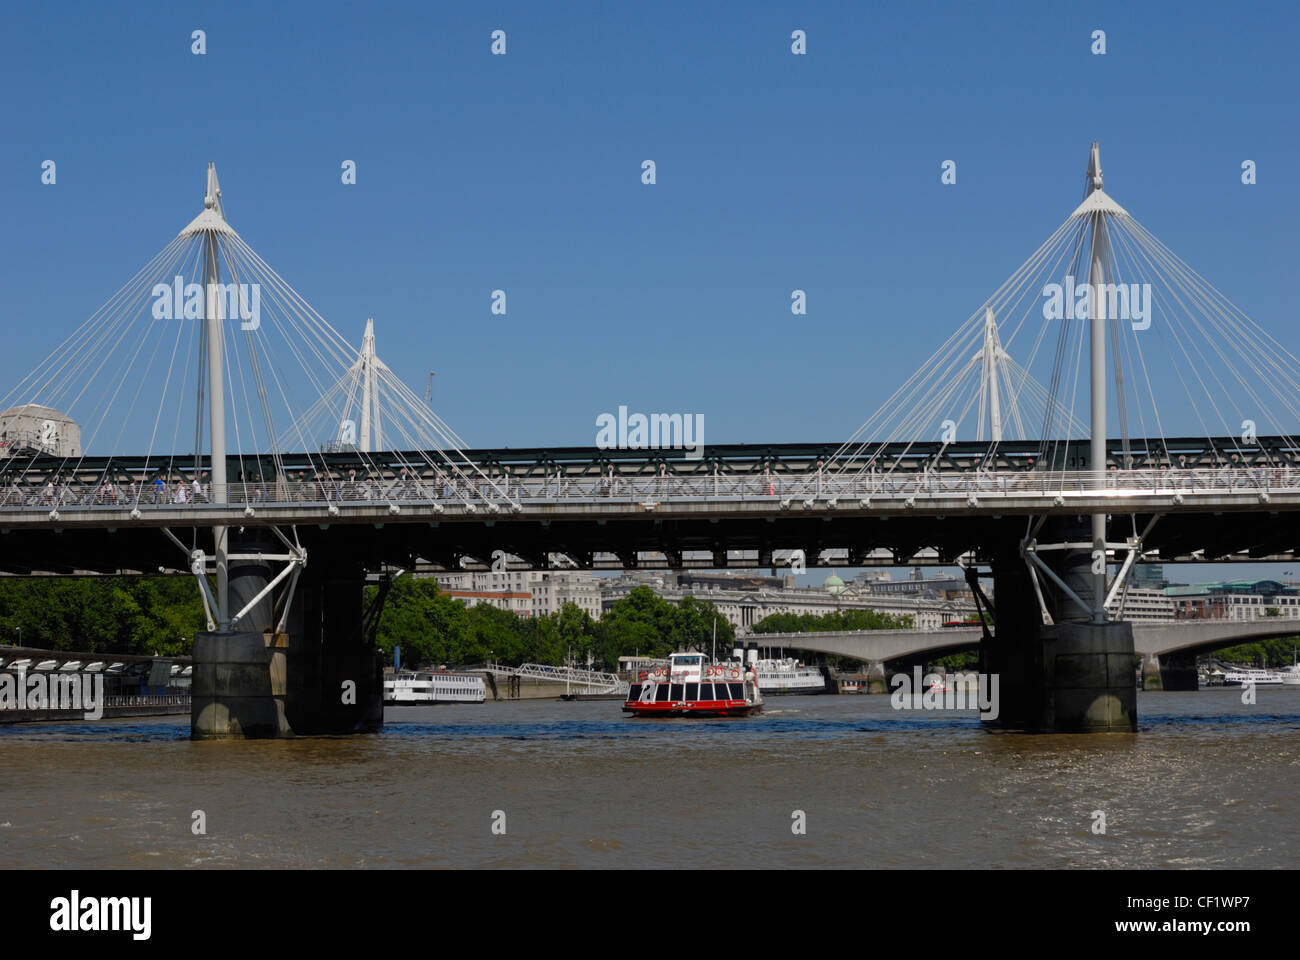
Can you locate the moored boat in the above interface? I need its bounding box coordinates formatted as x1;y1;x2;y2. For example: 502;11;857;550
1221;668;1283;687
623;652;762;717
753;657;831;695
384;670;486;705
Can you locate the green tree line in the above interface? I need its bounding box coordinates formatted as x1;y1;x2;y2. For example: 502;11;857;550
0;577;204;656
368;581;737;669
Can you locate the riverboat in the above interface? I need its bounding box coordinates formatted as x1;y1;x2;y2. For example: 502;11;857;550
754;657;830;695
1221;668;1283;687
623;652;762;717
383;671;486;705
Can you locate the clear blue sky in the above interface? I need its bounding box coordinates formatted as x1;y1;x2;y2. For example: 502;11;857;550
2;1;1297;583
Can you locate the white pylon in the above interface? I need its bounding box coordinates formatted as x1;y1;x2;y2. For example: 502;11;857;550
358;318;382;453
183;162;233;627
1086;141;1111;623
977;307;1004;443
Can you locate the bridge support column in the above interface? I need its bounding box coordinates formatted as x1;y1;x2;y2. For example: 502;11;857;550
1039;621;1137;732
985;520;1137;732
985;546;1041;729
1152;649;1197;691
1141;652;1163;691
284;558;384;735
865;660;888;695
1035;520;1136;732
192;534;291;739
191;534;383;739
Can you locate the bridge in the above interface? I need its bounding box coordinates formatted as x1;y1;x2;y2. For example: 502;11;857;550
4;144;1298;735
754;617;1300;692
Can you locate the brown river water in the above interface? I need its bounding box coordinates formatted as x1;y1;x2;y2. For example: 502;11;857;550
1;689;1297;869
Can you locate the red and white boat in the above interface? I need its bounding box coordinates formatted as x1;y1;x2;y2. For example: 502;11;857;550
623;652;763;717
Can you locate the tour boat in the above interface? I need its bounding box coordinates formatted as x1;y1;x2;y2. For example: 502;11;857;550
383;670;486;705
623;652;762;717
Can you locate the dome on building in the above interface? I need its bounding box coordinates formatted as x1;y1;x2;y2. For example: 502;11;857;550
823;574;846;596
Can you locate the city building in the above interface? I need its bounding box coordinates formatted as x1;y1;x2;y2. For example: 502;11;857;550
425;569;602;620
1114;579;1300;622
437;589;533;616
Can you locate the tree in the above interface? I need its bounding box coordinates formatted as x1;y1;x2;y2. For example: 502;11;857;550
368;577;469;667
0;577;206;654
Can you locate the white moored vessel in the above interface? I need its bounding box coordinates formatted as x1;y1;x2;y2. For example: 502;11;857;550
1221;668;1282;687
753;657;830;695
384;671;486;705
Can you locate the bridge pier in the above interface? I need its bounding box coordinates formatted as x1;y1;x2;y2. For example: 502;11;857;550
985;521;1137;733
865;660;888;695
1142;649;1197;691
192;537;291;739
191;533;383;739
1141;652;1163;691
984;549;1041;729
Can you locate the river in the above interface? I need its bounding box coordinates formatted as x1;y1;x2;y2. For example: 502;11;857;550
1;689;1297;869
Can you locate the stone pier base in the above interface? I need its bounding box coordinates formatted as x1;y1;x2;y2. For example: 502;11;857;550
192;631;292;739
189;531;383;739
1039;621;1137;732
866;660;888;695
1141;652;1163;691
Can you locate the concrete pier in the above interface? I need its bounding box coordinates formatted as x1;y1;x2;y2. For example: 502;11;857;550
191;630;291;739
192;533;291;739
190;535;383;739
985;521;1138;733
1039;621;1137;732
1142;649;1197;692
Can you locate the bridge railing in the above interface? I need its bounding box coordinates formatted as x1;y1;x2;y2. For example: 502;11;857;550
0;466;1295;513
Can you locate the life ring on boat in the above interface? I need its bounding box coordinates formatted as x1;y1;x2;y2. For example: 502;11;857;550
638;671;648;681
730;668;740;679
652;667;666;678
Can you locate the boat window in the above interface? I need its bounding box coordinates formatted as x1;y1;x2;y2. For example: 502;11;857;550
728;683;744;700
628;684;642;701
655;684;671;702
699;683;713;700
685;683;698;700
670;684;684;701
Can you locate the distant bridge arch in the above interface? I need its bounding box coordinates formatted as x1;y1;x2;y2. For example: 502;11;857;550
753;618;1299;665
